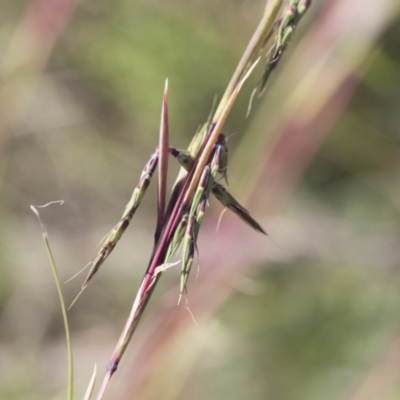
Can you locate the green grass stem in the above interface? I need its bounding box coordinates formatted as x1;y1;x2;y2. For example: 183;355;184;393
31;203;74;400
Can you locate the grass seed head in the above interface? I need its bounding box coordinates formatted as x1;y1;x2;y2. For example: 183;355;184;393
212;183;267;235
165;213;189;262
83;151;159;289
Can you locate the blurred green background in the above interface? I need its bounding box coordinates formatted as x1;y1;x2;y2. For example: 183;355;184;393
1;0;400;399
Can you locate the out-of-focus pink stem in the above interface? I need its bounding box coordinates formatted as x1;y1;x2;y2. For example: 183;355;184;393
0;0;78;141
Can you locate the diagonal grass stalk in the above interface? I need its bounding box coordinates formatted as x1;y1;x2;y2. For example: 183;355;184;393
93;1;310;398
83;365;97;400
96;58;261;400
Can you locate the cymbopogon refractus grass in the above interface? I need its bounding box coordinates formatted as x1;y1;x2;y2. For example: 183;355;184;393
65;1;311;398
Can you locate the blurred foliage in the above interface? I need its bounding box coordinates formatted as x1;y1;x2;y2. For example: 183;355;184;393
198;262;400;400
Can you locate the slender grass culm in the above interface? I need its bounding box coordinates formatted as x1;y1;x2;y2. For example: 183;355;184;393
31;203;74;400
92;2;311;399
34;1;311;399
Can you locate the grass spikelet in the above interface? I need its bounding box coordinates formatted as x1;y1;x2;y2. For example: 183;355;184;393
83;364;97;400
260;0;311;93
121;150;159;220
179;142;226;298
164;213;189;262
82;151;159;289
155;79;170;244
212;184;267;235
179;217;196;302
179;164;213;298
170;146;267;235
219;136;229;184
169;148;194;172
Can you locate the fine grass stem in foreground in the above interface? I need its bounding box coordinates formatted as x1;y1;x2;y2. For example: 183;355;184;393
31;202;74;400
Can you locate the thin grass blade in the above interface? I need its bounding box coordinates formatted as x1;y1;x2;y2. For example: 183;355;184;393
83;364;97;400
212;183;267;235
31;204;74;400
155;79;169;243
164;213;189;262
179;217;195;301
170;147;266;234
